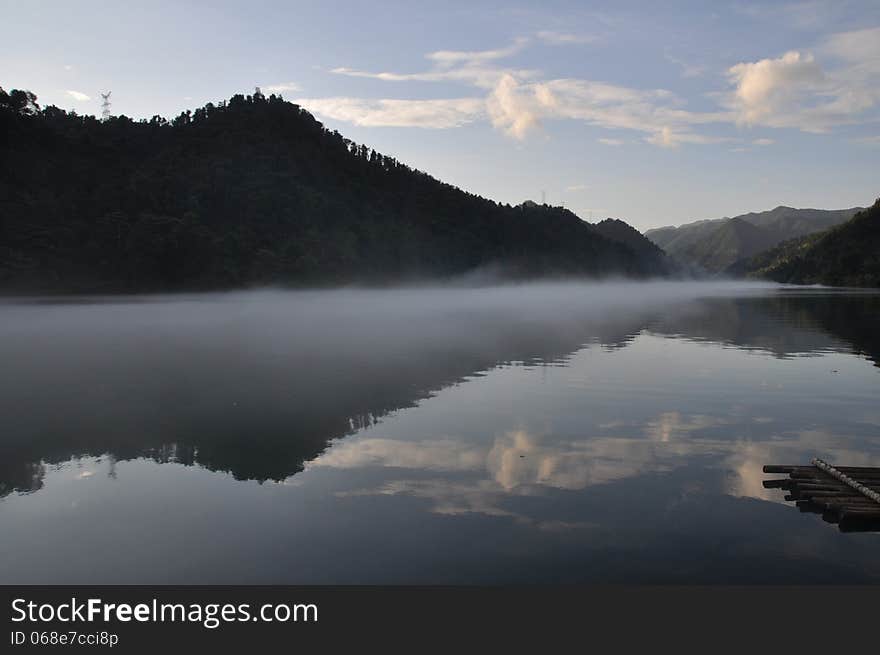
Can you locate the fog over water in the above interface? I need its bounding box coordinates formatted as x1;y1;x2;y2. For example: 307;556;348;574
2;281;880;583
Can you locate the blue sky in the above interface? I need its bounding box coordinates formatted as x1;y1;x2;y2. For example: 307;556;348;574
2;0;879;230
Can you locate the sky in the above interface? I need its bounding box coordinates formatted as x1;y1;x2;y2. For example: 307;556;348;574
2;0;879;231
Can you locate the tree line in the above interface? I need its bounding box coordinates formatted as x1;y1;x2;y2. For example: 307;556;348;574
1;87;669;292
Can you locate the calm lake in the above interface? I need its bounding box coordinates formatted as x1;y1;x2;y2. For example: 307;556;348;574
2;281;880;583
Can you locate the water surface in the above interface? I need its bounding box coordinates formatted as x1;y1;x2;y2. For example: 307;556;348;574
2;282;879;583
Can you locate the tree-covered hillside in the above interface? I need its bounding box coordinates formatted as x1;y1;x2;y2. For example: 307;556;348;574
645;205;862;274
592;218;667;265
0;88;670;292
680;216;776;272
738;199;880;287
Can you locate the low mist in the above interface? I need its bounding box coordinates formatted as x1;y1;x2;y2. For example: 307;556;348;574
0;280;784;489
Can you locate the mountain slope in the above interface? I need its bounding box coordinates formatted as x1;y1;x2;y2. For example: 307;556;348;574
739;199;880;287
645;205;862;273
680;217;777;272
645;219;725;257
592;218;670;270
0;88;667;293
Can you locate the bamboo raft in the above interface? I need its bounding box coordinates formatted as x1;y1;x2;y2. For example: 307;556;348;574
763;459;880;532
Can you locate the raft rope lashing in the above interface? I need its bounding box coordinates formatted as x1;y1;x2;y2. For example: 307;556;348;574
812;458;880;504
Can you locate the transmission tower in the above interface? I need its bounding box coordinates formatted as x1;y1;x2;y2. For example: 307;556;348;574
101;91;112;121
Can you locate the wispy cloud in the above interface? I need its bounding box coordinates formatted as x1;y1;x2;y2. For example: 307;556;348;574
65;90;90;102
307;25;880;146
565;184;589;192
644;127;733;148
822;25;880;74
294;96;484;128
536;30;597;45
752;137;775;145
330;65;537;89
320;35;730;144
426;37;529;65
331;38;538;89
263;82;299;93
597;137;624;146
322;68;728;144
512;77;729;144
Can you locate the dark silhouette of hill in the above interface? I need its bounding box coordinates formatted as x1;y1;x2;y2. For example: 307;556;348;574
645;205;862;274
737;200;880;287
592;218;668;268
0;87;668;292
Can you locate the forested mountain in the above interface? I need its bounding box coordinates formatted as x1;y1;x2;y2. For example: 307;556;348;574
0;87;671;293
737;199;880;287
644;219;726;259
592;218;667;266
645;205;862;274
680;217;776;272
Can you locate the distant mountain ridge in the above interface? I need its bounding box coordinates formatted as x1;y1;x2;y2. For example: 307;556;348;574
681;217;774;272
737;199;880;287
645;205;863;274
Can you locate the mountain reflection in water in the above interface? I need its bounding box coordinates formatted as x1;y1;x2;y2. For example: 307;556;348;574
1;282;879;583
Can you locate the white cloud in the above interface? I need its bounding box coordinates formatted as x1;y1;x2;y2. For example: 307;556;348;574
331;38;539;90
597;138;624;146
295;96;484;128
727;51;825;126
426;37;529;66
724;32;880;133
322;36;731;145
531;78;730;144
480;73;729;143
332;67;424;81
331;65;535;89
263;82;299;93
565;184;589;192
752;138;775;145
65;90;90;102
536;31;597;45
644;127;733;148
315;29;880;145
486;73;541;138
